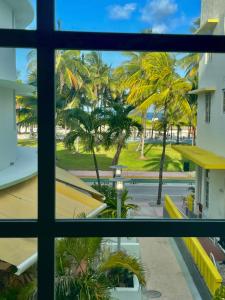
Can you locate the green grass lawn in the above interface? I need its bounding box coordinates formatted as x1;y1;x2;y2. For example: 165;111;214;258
18;139;194;172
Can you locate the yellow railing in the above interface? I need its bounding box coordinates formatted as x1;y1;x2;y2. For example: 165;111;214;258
164;195;222;295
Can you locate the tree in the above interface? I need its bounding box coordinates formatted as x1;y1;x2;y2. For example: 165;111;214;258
103;99;143;166
55;237;146;300
92;184;138;218
85;51;111;109
63;108;104;188
123;53;191;204
114;52;149;159
16;95;37;137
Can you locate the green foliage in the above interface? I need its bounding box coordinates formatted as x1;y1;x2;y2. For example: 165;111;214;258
92;184;138;218
55;237;146;300
213;285;225;300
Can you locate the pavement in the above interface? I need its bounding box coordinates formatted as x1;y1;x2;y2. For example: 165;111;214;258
124;184;201;299
139;237;201;300
70;170;195;179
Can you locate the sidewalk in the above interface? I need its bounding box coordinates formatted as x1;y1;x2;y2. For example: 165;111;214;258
70;170;195;179
139;237;200;300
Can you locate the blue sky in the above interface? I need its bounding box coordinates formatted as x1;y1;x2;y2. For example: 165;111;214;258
17;0;201;82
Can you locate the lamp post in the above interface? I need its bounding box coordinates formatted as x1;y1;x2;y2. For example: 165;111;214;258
110;165;128;251
110;165;127;178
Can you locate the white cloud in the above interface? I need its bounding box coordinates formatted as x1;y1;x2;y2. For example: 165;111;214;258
152;23;168;33
141;0;178;23
108;3;137;20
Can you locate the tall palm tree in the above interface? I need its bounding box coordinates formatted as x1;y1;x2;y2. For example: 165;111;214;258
63;108;105;188
85;51;111;109
122;53;191;204
114;52;149;159
103;99;143;166
55;237;146;300
16;95;37;137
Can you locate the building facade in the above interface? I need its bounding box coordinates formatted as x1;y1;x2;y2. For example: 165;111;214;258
174;0;225;219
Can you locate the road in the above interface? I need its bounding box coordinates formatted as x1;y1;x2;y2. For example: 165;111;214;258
126;183;191;218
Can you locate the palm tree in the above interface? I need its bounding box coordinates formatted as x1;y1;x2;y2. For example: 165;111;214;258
16;95;37;137
92;184;138;218
0;265;37;300
114;52;149;159
123;53;191;204
85;51;111;109
103;99;143;166
63;108;105;188
55;237;146;300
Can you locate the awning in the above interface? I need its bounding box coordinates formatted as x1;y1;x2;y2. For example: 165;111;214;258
0;177;106;219
189;87;216;95
195;18;219;35
56;167;102;200
0;239;37;275
172;145;225;169
0;174;106;274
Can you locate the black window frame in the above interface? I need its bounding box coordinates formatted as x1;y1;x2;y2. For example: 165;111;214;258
1;1;225;299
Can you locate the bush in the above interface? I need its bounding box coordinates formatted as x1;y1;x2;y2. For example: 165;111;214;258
213;285;225;300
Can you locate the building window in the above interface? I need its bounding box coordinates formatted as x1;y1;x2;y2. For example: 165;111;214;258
205;170;210;209
205;53;212;64
223;89;225;113
205;93;211;123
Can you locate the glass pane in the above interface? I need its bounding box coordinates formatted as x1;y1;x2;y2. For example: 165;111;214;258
0;48;37;219
55;236;225;299
55;0;206;35
53;50;225;220
0;238;37;298
0;0;36;30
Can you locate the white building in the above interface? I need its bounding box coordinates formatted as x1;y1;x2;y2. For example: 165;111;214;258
174;0;225;219
0;0;106;275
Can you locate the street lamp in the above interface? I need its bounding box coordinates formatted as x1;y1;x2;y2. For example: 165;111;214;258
110;177;129;251
110;165;127;178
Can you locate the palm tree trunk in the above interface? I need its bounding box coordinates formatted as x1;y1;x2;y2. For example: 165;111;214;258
176;126;180;144
157;122;167;205
140;114;146;159
92;148;101;188
112;141;124;166
192;127;196;146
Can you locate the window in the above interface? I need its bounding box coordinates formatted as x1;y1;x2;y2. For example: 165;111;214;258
205;170;210;209
205;93;211;123
1;1;225;299
223;89;225;113
205;53;212;64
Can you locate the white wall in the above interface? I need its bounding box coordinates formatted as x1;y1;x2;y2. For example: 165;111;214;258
0;1;13;29
0;48;16;81
0;88;17;170
207;170;225;219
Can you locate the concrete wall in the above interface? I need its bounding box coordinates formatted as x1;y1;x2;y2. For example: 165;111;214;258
0;1;13;29
201;0;225;31
196;2;225;219
0;88;17;170
0;48;16;81
206;170;225;218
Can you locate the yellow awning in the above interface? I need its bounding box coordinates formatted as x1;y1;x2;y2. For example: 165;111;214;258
0;177;106;219
195;18;219;35
189;87;216;95
56;167;102;200
0;238;37;271
172;145;225;169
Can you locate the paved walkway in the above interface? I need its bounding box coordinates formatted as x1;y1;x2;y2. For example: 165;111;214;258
70;170;195;179
139;237;201;300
